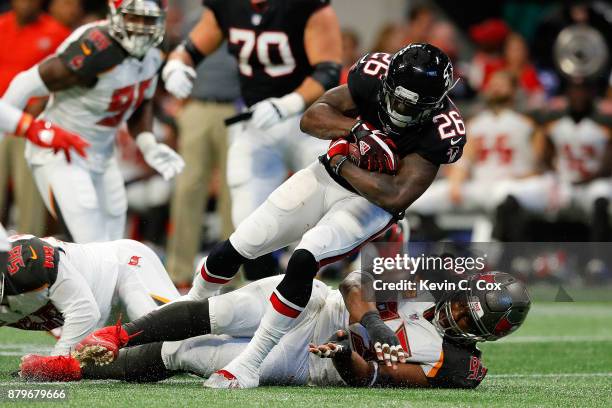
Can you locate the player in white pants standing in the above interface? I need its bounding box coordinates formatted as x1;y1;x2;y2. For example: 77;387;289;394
2;0;184;243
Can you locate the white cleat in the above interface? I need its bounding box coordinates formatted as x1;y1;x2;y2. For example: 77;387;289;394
203;367;259;389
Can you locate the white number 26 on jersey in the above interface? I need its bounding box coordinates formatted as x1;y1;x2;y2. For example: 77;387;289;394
229;28;296;77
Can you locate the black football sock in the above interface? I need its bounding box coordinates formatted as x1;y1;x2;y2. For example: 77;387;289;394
82;342;173;382
275;249;319;308
205;239;249;280
243;253;279;281
123;300;211;346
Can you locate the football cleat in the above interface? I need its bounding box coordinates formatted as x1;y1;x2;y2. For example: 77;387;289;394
203;366;259;389
19;354;82;382
72;320;130;366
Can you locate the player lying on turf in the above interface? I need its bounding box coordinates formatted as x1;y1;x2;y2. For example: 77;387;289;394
19;271;530;388
0;235;179;355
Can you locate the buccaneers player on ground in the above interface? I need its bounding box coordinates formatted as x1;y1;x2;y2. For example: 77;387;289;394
19;271;530;389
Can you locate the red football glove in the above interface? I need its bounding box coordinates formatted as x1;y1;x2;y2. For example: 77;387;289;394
326;138;349;160
18;114;89;162
349;132;399;174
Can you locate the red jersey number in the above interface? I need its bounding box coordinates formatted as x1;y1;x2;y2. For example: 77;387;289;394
97;78;153;127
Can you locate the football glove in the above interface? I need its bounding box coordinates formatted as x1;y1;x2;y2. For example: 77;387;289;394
162;59;196;99
360;311;407;368
18;115;89;163
249;93;305;130
136;132;185;180
308;330;352;360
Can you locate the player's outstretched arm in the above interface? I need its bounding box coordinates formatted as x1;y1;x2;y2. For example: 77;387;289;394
331;153;439;215
309;330;429;387
162;9;223;99
300;85;359;140
339;272;407;369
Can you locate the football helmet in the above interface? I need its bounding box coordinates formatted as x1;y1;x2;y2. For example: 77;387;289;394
433;271;531;342
108;0;166;58
379;43;457;128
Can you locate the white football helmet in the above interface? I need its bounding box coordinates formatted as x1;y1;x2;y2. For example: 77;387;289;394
108;0;166;58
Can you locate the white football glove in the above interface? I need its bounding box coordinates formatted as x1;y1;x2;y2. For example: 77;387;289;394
136;132;185;180
162;59;196;99
249;92;305;130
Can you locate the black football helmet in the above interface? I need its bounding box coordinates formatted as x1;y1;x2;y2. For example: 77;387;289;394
379;43;457;129
433;271;531;342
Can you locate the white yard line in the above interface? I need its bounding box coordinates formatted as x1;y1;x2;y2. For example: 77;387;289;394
489;373;612;379
500;335;612;343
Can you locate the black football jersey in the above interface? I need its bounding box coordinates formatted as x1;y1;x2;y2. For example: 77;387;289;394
426;339;487;389
347;52;467;165
203;0;330;106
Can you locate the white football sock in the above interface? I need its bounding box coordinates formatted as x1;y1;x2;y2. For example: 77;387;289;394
187;257;232;301
227;289;304;375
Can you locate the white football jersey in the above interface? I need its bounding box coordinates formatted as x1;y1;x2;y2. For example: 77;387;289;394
468;109;535;182
308;289;444;385
27;22;162;173
549;116;610;183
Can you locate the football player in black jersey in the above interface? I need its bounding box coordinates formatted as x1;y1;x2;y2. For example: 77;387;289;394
162;0;342;279
70;43;467;389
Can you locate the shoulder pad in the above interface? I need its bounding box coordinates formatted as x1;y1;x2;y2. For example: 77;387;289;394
347;53;389;106
58;25;127;80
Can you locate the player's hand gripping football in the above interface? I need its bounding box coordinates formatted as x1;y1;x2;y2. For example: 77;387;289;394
162;59;196;99
360;311;407;369
18;115;90;162
136;132;185;180
309;330;352;360
347;121;399;174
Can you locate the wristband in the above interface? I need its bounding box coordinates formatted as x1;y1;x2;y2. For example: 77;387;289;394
180;38;206;66
136;132;157;153
360;310;383;328
332;155;349;176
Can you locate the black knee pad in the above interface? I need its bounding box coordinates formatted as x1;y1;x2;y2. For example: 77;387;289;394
594;198;609;215
276;249;319;308
206;240;248;278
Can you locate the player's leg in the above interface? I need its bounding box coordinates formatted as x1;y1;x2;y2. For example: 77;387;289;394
187;163;327;300
31;159;106;243
98;158;127;241
114;240;180;319
207;190;393;388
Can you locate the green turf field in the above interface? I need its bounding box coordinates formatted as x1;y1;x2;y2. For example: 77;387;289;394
1;301;611;408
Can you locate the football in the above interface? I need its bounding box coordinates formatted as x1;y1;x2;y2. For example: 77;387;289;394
348;130;399;175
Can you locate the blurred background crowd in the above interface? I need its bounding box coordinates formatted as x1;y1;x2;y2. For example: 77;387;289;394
1;0;611;288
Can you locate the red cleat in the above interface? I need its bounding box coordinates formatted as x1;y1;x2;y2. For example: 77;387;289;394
19;354;82;382
72;321;129;366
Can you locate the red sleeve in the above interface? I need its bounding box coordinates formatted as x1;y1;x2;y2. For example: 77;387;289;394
520;66;542;93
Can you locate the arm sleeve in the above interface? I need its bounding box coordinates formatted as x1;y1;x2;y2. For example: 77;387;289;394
1;66;50;111
0;99;24;135
48;260;101;355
